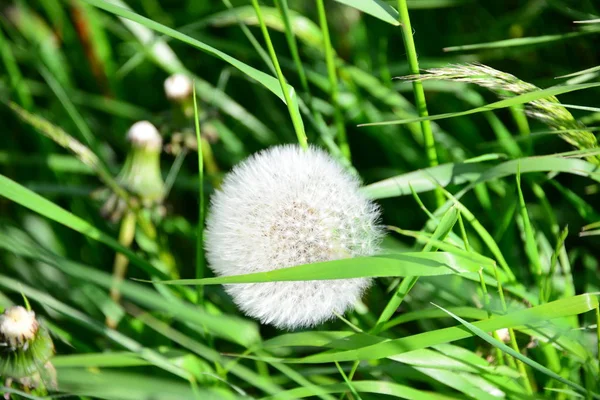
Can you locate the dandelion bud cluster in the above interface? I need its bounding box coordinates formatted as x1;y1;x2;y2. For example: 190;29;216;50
205;145;382;329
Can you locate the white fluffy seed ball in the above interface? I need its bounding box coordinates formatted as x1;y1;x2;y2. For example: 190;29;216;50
205;145;382;329
126;121;162;150
164;73;193;101
0;306;39;349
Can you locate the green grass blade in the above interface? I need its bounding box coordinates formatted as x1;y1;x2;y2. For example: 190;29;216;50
192;84;204;304
375;206;459;328
433;303;600;399
515;164;543;281
333;0;399;26
0;173;165;278
83;0;303;120
358;82;600;127
251;0;307;149
281;294;598;363
262;380;459;399
150;251;488;285
444;30;600;52
362;156;600;200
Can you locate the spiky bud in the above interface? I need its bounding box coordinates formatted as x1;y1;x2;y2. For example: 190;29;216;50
0;306;54;380
205;145;383;329
0;306;38;350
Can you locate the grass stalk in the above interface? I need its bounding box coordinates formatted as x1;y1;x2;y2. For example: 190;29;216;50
315;0;350;160
274;0;309;94
396;0;442;206
493;265;534;393
193;85;205;304
597;304;600;370
251;0;308;150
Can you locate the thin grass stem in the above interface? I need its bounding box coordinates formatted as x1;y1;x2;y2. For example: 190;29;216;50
193;84;205;304
396;0;442;207
316;0;350;160
493;265;533;392
274;0;309;94
251;0;308;150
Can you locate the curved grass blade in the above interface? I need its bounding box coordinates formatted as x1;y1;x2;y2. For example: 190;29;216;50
433;303;600;400
333;0;399;26
444;30;600;52
362;156;600;200
280;294;598;363
0;173;165;278
195;5;322;49
82;0;302;115
0;226;260;346
358;82;600;127
149;252;490;285
262;380;459;400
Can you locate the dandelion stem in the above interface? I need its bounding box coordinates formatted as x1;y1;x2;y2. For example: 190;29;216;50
316;0;350;160
251;0;308;150
108;210;136;328
397;0;442;207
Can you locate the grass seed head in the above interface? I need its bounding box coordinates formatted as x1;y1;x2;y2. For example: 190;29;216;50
205;145;383;329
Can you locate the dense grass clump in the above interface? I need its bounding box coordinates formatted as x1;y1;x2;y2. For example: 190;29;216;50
0;1;599;399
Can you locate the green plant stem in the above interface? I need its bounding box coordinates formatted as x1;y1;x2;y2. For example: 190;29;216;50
107;210;136;328
251;0;308;150
274;0;309;94
316;0;350;160
193;85;205;304
494;265;533;393
478;269;505;365
397;0;442;207
596;305;600;370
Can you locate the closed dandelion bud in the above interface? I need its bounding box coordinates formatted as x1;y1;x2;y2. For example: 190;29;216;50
120;121;165;207
164;73;193;102
0;306;54;381
205;145;383;329
165;73;194;121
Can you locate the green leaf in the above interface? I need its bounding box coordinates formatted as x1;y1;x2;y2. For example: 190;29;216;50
197;5;322;48
362;156;600;200
0;173;165;278
262;380;459;399
433;303;600;400
82;0;300;112
0;226;260;347
56;368;237;400
280;294;598;363
358;82;600;127
151;252;490;285
444;30;600;52
333;0;399;26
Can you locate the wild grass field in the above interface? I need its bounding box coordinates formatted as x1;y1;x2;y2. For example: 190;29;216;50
1;0;600;399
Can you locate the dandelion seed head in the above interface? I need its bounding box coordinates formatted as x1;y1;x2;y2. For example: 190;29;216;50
205;145;383;329
164;73;193;102
127;121;162;151
0;306;39;349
